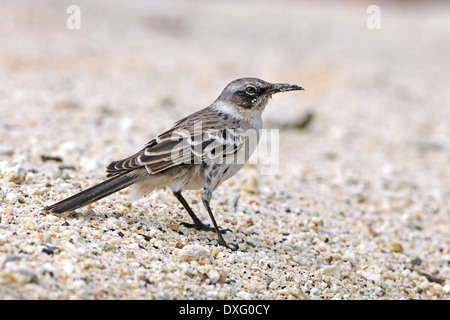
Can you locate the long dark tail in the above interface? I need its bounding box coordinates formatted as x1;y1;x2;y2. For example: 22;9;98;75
43;170;146;214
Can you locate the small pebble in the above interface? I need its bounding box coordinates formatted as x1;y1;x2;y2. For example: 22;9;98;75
443;284;450;293
168;223;179;231
178;245;212;263
236;291;252;300
244;175;259;194
387;242;403;253
0;146;14;156
411;257;422;266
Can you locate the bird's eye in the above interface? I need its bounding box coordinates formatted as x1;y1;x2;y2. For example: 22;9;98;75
245;86;256;95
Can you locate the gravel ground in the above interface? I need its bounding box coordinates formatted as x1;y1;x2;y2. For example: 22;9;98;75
0;1;449;300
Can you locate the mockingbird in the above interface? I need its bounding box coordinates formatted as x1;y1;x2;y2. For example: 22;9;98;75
44;77;303;250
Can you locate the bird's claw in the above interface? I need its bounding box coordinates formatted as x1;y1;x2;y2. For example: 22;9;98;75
219;241;239;251
180;222;230;234
181;221;238;251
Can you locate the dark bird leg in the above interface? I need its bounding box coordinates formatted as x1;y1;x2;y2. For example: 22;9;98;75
201;188;238;251
173;191;230;234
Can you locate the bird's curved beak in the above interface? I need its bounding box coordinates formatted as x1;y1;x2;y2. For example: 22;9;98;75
265;83;304;94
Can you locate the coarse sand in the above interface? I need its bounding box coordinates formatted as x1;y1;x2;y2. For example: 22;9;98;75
0;1;449;299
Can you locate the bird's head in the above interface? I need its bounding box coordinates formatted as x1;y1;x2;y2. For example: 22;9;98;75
217;77;304;112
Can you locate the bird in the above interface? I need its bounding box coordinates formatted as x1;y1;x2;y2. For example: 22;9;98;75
43;77;304;250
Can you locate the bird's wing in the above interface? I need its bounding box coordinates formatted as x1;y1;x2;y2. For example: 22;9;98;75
106;107;249;177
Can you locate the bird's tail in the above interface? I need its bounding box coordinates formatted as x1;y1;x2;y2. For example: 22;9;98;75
43;170;146;215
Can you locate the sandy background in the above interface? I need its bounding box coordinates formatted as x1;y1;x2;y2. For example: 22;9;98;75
0;0;449;299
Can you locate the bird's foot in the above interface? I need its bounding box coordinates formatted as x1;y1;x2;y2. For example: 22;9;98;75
217;239;239;251
180;221;231;234
181;221;238;251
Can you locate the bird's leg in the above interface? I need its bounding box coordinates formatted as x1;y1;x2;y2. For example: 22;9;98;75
201;188;238;251
173;191;229;234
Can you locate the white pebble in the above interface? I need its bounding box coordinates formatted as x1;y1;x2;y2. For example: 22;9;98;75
5;192;18;203
205;290;218;297
0;161;27;183
443;284;450;293
80;157;102;172
178;245;212;262
342;251;357;264
58;141;77;155
236;291;252;300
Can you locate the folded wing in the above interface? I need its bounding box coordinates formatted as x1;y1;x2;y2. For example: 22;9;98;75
106;107;248;177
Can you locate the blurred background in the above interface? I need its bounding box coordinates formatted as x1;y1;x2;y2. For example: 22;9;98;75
0;0;449;194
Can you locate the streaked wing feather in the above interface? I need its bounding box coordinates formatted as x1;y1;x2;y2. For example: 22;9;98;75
106;107;245;177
